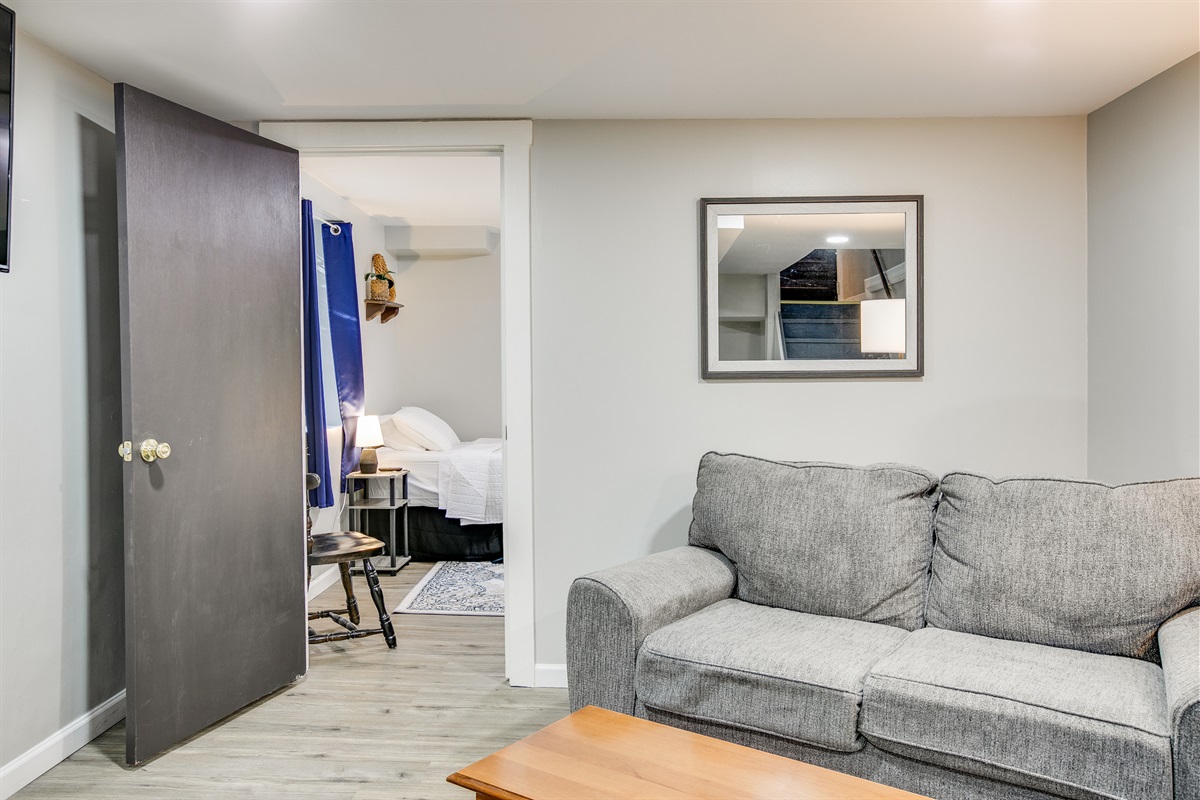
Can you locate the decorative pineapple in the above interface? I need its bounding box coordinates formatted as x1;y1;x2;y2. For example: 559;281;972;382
364;253;395;302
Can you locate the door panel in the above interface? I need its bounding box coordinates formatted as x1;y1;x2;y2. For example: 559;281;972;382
115;84;305;765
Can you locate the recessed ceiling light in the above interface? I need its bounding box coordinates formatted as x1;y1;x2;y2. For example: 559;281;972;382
826;235;849;244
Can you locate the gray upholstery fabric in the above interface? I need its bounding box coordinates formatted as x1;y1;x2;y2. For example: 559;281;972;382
565;545;736;714
928;471;1200;660
636;598;907;752
642;707;1068;800
861;628;1173;800
1160;606;1200;800
688;452;938;630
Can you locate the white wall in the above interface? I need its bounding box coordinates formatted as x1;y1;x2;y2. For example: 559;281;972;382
1087;54;1200;483
384;249;502;440
530;117;1089;664
0;34;124;793
300;172;501;442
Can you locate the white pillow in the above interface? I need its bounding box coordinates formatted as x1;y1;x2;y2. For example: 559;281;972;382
388;407;460;452
379;414;427;451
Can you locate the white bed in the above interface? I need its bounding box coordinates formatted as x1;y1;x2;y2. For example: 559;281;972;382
367;410;503;525
372;440;503;524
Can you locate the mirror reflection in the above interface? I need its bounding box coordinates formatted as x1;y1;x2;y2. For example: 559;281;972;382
717;212;906;361
702;197;922;379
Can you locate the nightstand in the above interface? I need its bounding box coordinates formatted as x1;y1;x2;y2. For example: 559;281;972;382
345;469;411;574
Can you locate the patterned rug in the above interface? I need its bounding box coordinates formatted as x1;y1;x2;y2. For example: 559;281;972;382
394;561;504;616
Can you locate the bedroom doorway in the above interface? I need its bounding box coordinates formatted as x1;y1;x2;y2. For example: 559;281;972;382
261;121;540;688
304;151;504;562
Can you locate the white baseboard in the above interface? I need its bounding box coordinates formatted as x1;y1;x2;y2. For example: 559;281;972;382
0;691;126;799
306;564;340;601
534;663;568;689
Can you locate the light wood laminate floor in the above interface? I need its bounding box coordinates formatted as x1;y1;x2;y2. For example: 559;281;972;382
15;562;569;799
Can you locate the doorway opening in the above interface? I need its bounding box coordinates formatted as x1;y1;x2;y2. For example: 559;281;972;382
262;120;539;687
303;151;504;614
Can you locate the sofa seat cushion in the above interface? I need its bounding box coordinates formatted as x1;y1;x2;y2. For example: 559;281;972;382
636;598;908;753
861;628;1173;800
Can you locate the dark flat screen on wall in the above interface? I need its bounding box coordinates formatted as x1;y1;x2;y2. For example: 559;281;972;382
0;3;12;272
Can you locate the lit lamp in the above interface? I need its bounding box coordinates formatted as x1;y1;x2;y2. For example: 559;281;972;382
860;299;907;355
355;414;384;474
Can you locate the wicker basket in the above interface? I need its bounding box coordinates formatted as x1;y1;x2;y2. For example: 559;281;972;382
370;253;397;302
367;279;390;301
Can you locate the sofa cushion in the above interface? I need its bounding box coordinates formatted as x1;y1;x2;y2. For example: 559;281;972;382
927;471;1200;660
861;628;1173;800
636;598;909;753
688;452;938;630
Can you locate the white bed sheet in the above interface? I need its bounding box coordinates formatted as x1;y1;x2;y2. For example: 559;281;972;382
374;448;442;506
372;439;502;524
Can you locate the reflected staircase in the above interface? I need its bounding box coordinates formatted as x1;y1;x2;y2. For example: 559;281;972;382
780;302;863;360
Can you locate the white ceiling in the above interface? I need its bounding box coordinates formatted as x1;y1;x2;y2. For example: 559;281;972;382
10;1;1198;123
302;153;502;226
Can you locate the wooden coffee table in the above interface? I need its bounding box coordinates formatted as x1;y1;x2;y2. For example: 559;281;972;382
448;705;931;799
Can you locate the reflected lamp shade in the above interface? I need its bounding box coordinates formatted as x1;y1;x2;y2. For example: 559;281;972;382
355;414;385;473
860;299;907;354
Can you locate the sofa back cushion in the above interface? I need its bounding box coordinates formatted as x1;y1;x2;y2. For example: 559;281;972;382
689;452;939;631
927;471;1200;660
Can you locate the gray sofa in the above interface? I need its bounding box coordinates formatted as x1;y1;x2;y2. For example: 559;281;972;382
567;452;1200;800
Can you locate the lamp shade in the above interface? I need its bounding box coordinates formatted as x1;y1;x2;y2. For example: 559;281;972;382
860;299;906;354
355;415;384;449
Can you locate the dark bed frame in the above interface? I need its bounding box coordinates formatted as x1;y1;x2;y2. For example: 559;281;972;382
366;506;502;562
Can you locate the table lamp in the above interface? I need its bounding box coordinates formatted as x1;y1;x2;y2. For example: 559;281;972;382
355;414;384;474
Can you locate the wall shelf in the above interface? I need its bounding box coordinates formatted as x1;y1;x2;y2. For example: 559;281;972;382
365;300;403;324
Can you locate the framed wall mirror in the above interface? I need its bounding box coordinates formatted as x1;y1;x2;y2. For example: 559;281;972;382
700;195;923;379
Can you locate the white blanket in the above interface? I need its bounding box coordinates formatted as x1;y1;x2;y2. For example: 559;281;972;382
437;439;503;525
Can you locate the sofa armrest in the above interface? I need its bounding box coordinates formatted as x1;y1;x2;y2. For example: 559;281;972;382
566;545;736;715
1159;606;1200;800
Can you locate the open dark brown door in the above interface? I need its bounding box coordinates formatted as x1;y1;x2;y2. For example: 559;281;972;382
115;84;305;765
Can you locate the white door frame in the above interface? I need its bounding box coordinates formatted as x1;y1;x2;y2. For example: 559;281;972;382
260;120;538;687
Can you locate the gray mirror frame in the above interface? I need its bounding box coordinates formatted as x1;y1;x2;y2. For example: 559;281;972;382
700;195;923;380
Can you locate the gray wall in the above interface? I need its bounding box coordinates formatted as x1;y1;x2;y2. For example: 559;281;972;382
1087;54;1200;483
0;34;123;770
380;248;502;441
530;117;1089;663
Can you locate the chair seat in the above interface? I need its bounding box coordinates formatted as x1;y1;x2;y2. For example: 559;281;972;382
308;530;386;566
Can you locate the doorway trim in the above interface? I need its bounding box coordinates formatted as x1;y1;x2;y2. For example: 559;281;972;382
260;120;538;687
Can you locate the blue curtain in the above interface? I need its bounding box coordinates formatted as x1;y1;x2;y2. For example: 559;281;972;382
300;200;333;508
321;221;366;489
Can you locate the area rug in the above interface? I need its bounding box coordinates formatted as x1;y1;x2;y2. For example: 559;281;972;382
394;560;504;616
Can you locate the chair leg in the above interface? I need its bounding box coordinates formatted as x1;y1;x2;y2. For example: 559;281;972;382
361;558;397;649
338;561;360;625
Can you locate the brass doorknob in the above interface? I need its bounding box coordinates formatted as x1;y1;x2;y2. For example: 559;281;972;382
139;439;172;463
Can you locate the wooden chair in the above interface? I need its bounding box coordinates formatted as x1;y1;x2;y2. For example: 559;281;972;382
306;473;397;649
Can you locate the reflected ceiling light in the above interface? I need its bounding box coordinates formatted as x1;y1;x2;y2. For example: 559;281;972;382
860;299;906;354
826;235;849;244
717;215;744;229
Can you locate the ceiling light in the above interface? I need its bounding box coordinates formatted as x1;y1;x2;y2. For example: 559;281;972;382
826;235;849;244
717;215;744;230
